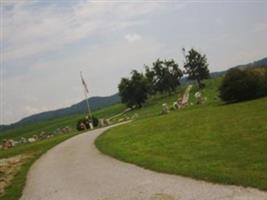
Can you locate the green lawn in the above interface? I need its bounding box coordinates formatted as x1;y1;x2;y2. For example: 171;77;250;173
96;78;267;190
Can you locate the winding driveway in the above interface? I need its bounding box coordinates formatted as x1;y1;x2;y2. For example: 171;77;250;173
21;125;267;200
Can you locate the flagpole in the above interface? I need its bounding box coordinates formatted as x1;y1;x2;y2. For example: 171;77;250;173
80;71;92;117
84;87;92;117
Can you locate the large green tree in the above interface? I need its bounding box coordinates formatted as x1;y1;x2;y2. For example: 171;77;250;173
144;65;156;95
152;59;183;94
183;48;210;88
118;70;149;108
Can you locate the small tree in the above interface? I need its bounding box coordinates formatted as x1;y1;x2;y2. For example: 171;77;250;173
183;48;210;89
118;70;149;108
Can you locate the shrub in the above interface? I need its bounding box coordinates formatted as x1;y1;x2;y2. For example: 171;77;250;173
76;115;99;131
219;68;267;103
91;115;99;127
76;119;86;131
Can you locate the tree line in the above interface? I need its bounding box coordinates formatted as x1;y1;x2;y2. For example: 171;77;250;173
118;48;210;108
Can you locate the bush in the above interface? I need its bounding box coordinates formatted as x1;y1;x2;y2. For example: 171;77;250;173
219;68;267;103
91;115;99;127
76;115;99;131
76;119;84;131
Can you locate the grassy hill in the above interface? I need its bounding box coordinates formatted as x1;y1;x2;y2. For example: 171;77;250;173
96;77;267;190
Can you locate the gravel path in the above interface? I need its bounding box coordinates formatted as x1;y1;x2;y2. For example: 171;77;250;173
21;125;267;200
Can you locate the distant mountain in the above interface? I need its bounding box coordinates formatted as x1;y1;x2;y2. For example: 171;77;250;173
210;57;267;78
234;57;267;70
18;94;120;124
0;94;121;131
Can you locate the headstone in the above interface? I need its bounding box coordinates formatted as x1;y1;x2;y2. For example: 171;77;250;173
176;97;183;109
99;119;105;127
173;102;178;110
62;127;68;133
20;137;27;144
132;113;139;120
118;118;124;122
104;119;111;126
65;126;71;132
161;103;170;114
89;122;94;129
2;139;13;149
194;91;205;104
9;139;17;147
180;84;192;108
33;135;38;140
181;92;189;105
28;138;36;143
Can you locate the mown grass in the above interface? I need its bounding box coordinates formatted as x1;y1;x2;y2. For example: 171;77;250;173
0;133;76;200
96;78;267;190
0;102;125;200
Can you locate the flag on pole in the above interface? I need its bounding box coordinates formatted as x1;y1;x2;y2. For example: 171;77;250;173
80;72;89;94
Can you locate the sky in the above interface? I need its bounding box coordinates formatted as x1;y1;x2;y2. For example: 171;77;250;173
1;0;267;125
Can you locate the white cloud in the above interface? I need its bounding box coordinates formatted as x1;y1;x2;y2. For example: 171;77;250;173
2;0;164;62
125;33;142;43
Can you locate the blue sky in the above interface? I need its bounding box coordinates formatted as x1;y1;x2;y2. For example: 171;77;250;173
1;0;267;124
